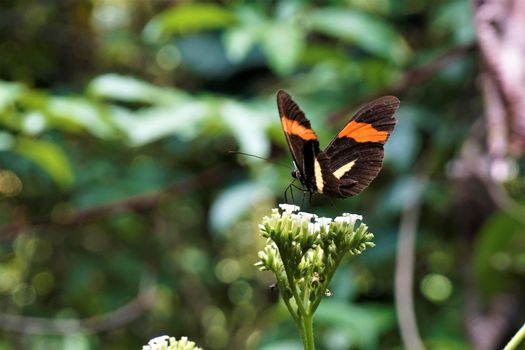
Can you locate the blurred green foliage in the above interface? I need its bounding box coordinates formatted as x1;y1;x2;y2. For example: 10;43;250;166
0;0;523;349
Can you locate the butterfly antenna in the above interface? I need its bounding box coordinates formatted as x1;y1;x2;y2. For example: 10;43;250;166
228;151;290;169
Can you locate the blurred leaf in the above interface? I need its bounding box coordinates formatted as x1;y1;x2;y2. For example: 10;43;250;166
316;300;394;349
0;81;24;114
299;44;349;66
111;100;209;146
46;97;116;139
209;182;273;233
0;131;15;151
309;8;411;65
143;4;236;43
14;137;74;190
219;100;270;157
223;25;261;63
261;22;305;75
431;0;475;45
474;211;525;297
88;74;182;105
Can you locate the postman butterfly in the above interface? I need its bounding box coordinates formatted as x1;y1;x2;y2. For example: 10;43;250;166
277;90;399;199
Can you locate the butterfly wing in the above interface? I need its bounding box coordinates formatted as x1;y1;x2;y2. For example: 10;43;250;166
322;96;399;197
277;90;321;191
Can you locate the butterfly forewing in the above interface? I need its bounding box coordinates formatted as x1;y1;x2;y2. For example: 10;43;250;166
277;90;320;192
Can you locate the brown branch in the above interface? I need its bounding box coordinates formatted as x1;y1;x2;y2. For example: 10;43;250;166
329;44;475;124
0;279;157;335
0;164;232;241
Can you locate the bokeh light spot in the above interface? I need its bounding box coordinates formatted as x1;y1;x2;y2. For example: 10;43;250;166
201;306;226;328
32;271;55;295
51;202;76;224
205;325;229;349
232;303;256;325
23;111;46;134
12;284;36;307
228;280;253;304
83;229;111;253
514;253;525;273
175;248;208;275
0;170;23;197
33;239;53;263
215;258;240;283
14;235;37;260
420;273;453;303
156;44;181;71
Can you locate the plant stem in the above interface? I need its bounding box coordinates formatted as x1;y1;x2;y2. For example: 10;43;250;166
503;321;525;350
299;313;315;350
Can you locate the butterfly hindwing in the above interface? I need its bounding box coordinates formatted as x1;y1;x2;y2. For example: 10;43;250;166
323;96;400;197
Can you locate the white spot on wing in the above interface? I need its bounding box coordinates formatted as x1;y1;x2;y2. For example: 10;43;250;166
314;159;324;193
333;160;356;179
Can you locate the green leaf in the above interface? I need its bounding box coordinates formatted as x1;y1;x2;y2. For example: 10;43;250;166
111;101;209;146
309;8;411;65
46;97;116;139
14;137;74;190
143;4;237;43
431;0;475;45
261;22;305;75
87;74;182;105
223;25;261;63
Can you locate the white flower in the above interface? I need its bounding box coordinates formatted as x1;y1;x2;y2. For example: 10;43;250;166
142;335;202;350
279;203;300;213
316;217;332;230
298;211;318;221
334;213;362;224
308;221;321;234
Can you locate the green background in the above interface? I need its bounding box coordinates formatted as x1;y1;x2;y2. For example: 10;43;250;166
0;0;523;349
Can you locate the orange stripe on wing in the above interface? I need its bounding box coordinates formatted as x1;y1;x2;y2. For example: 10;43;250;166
281;117;317;141
338;121;388;143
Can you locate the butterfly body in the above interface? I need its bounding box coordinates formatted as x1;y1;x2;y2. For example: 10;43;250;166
277;90;399;199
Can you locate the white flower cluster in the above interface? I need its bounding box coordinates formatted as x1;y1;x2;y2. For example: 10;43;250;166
278;204;362;235
142;335;203;350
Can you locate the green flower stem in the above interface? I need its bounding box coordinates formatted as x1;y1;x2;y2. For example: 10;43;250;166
300;313;315;350
503;321;525;350
280;247;309;317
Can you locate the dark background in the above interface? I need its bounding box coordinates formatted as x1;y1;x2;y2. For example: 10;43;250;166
1;0;524;349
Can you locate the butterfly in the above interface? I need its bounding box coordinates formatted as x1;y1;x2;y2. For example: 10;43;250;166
277;90;399;198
